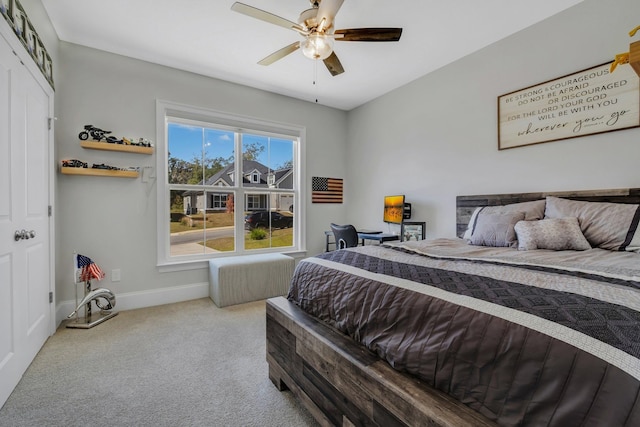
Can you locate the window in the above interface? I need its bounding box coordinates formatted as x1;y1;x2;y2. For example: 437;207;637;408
209;194;228;210
247;194;264;210
156;101;305;266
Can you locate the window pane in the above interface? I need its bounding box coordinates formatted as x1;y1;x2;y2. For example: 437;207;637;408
244;193;294;250
169;190;236;255
202;190;235;253
168;123;235;186
168;123;205;184
169;189;207;256
203;128;235;187
276;192;295;214
242;134;294;189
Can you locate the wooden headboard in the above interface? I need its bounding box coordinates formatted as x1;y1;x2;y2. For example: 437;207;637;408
456;187;640;237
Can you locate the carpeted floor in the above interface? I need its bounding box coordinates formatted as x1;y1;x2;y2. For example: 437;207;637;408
0;298;318;427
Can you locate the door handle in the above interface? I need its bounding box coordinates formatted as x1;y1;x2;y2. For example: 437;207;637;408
14;229;36;241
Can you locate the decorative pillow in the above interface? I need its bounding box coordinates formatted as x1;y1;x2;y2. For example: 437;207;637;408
514;217;591;251
544;196;640;252
463;199;545;240
469;211;525;247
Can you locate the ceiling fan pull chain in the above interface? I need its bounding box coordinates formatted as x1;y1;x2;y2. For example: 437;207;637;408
314;60;319;103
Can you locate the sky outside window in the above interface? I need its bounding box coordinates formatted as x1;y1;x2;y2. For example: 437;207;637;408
168;123;293;170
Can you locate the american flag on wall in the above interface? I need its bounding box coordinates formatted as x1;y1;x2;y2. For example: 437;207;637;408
312;177;343;203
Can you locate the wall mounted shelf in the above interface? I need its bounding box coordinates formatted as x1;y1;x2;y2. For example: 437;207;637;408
60;167;139;178
80;140;153;155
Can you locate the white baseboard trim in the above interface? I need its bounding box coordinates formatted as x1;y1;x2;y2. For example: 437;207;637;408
55;282;210;327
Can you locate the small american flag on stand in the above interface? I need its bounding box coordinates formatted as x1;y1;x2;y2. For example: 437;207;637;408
77;254;105;282
312;177;343;203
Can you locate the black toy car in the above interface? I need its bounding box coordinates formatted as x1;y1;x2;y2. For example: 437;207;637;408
62;159;88;168
92;163;119;170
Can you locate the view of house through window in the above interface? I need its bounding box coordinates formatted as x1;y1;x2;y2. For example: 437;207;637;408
167;120;296;258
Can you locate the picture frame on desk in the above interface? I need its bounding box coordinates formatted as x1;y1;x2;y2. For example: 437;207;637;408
401;222;425;242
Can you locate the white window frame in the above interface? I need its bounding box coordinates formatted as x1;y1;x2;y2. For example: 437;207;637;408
155;100;306;269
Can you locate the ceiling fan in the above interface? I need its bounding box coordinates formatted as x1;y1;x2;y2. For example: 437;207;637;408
231;0;402;76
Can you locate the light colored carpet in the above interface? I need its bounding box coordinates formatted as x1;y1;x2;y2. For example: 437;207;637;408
0;298;318;427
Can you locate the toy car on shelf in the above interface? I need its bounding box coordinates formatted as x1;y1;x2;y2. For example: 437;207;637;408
122;137;153;147
91;163;119;170
105;136;123;144
62;159;88;168
90;164;140;172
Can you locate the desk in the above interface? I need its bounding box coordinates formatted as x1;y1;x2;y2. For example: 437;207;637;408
324;230;399;251
358;233;399;246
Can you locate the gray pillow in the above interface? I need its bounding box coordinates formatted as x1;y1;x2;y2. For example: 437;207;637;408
469;211;525;247
463;199;546;240
514;217;591;251
544;196;640;252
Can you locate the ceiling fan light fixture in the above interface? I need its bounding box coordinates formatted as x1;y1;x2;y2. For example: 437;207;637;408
231;2;402;76
301;33;334;60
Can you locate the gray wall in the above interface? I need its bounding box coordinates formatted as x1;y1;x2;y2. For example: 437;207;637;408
54;43;348;312
346;0;640;238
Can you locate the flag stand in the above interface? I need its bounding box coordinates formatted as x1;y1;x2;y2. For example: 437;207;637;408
66;252;118;329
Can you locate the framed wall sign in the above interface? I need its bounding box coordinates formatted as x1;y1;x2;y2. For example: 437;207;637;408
498;62;640;150
0;0;54;88
0;0;12;22
401;222;425;242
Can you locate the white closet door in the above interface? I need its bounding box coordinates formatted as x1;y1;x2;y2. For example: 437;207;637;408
0;31;52;407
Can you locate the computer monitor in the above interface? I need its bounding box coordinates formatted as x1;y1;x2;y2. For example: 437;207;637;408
383;195;405;224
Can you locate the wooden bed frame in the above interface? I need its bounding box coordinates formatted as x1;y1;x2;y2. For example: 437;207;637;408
268;187;640;427
266;298;496;426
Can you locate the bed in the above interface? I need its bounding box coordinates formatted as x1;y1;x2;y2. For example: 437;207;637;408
266;188;640;426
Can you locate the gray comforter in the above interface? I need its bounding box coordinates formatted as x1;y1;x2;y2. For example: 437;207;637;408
288;238;640;426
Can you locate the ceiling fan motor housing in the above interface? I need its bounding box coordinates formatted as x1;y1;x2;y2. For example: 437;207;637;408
299;8;319;32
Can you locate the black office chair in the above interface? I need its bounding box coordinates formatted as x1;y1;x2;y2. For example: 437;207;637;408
330;223;359;249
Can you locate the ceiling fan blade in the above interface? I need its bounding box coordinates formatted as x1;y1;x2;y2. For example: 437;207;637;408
323;52;345;76
258;42;301;66
334;28;403;42
316;0;344;32
231;2;306;33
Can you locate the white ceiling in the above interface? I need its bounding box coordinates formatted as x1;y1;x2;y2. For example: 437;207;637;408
41;0;583;111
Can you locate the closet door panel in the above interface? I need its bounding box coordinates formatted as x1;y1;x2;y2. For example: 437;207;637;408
0;28;52;407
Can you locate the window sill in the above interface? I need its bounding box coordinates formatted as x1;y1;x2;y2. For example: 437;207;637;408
157;250;307;273
157;260;210;273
